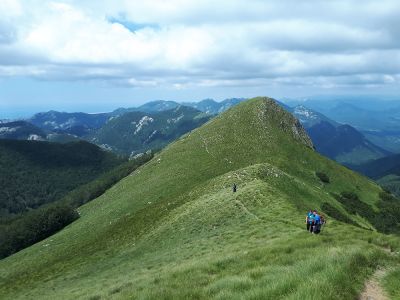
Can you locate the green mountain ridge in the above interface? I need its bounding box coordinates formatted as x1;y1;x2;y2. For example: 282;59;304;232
353;153;400;179
352;153;400;197
307;121;390;165
5;100;393;169
1;97;399;299
112;98;246;116
90;106;211;155
0;121;47;141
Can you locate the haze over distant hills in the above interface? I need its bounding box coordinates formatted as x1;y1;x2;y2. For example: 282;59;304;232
1;97;394;166
307;122;390;165
91;106;211;155
287;105;390;164
285;98;400;153
112;98;246;115
351;153;400;197
1;99;243;156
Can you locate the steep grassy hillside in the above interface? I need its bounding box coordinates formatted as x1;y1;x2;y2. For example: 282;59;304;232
0;98;399;299
0;140;124;218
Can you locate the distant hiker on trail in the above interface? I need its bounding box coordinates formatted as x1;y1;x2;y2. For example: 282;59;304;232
233;183;237;193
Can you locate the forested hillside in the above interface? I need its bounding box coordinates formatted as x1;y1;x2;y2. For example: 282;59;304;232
0;140;124;218
91;106;211;155
0;151;153;259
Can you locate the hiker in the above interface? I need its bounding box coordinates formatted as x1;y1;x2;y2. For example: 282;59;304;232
233;183;237;193
320;214;326;226
313;211;321;234
319;214;326;232
307;210;315;233
306;210;313;231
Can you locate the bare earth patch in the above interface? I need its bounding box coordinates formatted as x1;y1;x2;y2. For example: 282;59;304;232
359;269;388;300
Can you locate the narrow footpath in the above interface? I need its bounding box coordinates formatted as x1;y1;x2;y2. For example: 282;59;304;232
359;269;388;300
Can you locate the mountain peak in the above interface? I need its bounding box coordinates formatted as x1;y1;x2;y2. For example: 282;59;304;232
156;96;314;178
232;97;314;149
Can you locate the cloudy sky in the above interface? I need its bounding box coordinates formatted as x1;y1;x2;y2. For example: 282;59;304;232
0;0;400;117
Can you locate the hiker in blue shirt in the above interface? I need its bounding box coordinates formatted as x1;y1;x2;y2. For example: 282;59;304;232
313;211;321;234
306;210;314;232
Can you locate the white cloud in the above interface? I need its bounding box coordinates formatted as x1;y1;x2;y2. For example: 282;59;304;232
0;0;22;18
0;0;399;91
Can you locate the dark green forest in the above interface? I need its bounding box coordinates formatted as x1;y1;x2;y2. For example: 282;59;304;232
0;139;124;218
0;146;153;259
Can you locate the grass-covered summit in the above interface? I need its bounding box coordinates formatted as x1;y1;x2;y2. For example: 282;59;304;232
0;97;399;299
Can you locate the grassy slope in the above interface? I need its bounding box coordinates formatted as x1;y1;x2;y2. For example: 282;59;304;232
0;97;399;299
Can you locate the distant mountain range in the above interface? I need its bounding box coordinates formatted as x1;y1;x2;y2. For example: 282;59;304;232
112;100;180;115
0;98;396;165
353;153;400;179
29;110;111;136
112;98;246;116
0;120;81;143
1;98;242;156
183;98;245;114
285;99;400;153
0;121;47;141
91;106;211;155
307;121;390;165
283;105;388;164
351;153;400;196
289;105;338;128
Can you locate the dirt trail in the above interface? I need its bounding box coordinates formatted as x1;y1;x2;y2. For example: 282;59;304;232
359;269;388;300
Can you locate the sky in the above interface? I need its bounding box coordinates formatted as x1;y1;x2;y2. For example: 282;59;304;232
0;0;400;118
